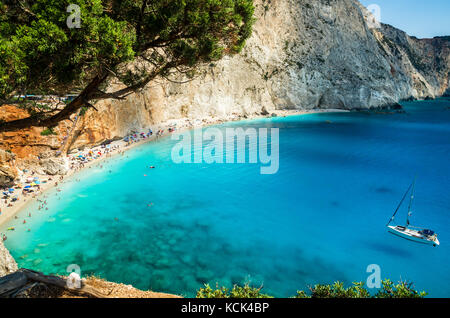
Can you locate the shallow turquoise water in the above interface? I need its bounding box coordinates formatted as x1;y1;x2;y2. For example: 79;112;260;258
2;99;450;297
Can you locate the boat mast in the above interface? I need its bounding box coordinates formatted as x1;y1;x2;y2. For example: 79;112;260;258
406;178;416;226
386;180;415;227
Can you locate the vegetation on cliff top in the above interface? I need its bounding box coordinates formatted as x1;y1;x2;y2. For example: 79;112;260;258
0;0;255;132
0;269;428;298
196;280;427;298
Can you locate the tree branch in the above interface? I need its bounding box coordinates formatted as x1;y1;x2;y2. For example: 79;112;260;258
0;269;108;298
0;73;108;132
136;0;149;48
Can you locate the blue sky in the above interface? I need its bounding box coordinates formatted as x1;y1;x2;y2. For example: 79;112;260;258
359;0;450;38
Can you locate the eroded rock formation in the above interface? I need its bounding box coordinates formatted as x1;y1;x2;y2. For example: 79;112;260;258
0;105;70;181
0;149;18;187
0;241;17;277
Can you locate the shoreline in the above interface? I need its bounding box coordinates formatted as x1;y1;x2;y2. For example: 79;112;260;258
0;108;347;229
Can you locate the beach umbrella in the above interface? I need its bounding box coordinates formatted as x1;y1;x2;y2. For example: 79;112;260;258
35;181;41;185
24;186;31;189
8;188;14;193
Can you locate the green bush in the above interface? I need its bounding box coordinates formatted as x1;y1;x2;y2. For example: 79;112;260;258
197;280;427;298
40;127;56;136
374;279;427;298
197;283;272;298
304;281;371;298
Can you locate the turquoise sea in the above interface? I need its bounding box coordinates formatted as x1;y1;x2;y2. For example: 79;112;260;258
2;99;450;297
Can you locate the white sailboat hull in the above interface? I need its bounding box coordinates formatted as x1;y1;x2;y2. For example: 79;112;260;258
388;226;440;246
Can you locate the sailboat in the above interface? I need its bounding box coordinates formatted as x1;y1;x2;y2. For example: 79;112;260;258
386;179;440;247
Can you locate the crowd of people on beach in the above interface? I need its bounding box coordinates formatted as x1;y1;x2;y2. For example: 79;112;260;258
69;142;121;171
0;174;48;241
68;126;177;171
0;190;53;242
0;125;179;242
122;127;176;145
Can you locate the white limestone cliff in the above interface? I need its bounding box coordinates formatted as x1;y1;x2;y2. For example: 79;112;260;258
69;0;448;148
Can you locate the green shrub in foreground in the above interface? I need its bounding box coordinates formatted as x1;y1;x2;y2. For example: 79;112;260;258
197;283;272;298
197;280;427;298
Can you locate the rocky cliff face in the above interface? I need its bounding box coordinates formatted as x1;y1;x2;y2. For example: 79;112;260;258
68;0;448;148
0;241;17;277
372;25;449;99
0;106;64;160
1;0;449;156
0;105;71;185
0;149;17;187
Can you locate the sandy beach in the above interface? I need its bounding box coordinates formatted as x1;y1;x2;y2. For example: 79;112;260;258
0;108;347;230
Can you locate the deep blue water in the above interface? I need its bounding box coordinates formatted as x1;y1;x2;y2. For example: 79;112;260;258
2;99;450;297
